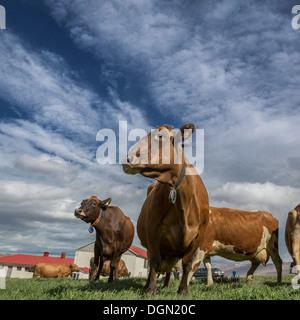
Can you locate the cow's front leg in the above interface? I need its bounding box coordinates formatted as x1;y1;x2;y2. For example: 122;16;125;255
178;259;192;295
163;272;171;288
91;242;102;282
109;257;120;283
145;252;161;294
146;264;158;294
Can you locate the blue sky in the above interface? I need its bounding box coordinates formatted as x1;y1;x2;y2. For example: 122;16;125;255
0;0;300;264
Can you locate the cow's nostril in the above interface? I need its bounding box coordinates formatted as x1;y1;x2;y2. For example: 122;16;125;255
74;208;84;218
127;155;135;164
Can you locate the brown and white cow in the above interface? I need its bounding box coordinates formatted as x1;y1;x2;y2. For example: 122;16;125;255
189;206;282;285
122;124;209;294
89;257;130;280
33;263;80;278
285;203;300;277
74;196;134;283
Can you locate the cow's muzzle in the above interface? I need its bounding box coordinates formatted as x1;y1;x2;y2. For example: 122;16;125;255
74;208;86;220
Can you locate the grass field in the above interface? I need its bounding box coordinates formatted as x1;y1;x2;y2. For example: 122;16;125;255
0;276;299;300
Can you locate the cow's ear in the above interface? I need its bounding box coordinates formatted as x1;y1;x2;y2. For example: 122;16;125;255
180;124;194;140
100;198;111;209
174;124;194;145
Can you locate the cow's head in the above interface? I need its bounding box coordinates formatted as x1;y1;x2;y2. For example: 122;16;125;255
74;196;111;224
122;124;194;186
70;264;80;272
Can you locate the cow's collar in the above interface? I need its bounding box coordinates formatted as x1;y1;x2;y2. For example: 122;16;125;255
169;161;187;204
88;208;103;233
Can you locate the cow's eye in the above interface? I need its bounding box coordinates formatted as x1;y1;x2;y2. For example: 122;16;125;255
157;133;163;139
92;202;97;206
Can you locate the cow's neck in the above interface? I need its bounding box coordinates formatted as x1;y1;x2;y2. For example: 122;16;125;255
167;161;187;204
171;161;202;209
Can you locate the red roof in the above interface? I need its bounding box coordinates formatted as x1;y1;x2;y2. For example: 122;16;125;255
0;253;74;267
0;246;147;273
129;245;147;259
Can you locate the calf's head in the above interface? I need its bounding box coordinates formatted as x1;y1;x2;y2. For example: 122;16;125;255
74;196;111;223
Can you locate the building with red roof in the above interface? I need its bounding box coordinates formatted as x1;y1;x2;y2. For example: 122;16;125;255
0;251;76;278
0;244;148;279
74;242;148;279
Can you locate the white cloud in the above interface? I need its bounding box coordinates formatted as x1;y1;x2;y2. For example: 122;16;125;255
0;30;149;138
0;120;93;166
211;181;300;217
0;32;102;136
15;153;80;184
1;1;299;258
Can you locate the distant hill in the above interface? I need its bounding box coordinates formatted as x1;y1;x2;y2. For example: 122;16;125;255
211;261;293;277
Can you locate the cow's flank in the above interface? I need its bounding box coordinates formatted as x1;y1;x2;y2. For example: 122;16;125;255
189;207;282;285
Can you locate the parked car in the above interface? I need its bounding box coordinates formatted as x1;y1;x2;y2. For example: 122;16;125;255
192;267;224;280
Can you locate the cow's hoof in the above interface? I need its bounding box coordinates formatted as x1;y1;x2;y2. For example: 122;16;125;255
177;287;188;295
146;287;157;295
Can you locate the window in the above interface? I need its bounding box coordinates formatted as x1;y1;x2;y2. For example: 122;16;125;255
17;267;22;271
143;259;148;269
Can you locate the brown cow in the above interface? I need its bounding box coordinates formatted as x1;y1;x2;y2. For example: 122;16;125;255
89;257;130;280
189;207;282;285
74;196;134;283
33;263;80;278
122;124;209;294
285;203;300;277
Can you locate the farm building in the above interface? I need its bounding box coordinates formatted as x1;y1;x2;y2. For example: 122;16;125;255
0;244;148;279
0;251;83;279
74;242;148;279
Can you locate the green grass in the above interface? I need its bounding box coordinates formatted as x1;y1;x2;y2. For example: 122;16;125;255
0;276;299;300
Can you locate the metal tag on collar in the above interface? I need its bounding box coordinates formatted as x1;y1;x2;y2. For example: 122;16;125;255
169;187;177;204
88;226;94;234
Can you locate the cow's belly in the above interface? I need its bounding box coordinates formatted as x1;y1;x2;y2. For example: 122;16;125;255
209;226;271;263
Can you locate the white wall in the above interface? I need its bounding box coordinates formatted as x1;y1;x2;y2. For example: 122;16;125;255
74;248;148;278
0;265;33;279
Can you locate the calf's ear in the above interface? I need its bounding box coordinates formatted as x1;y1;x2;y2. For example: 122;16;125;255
99;198;111;209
